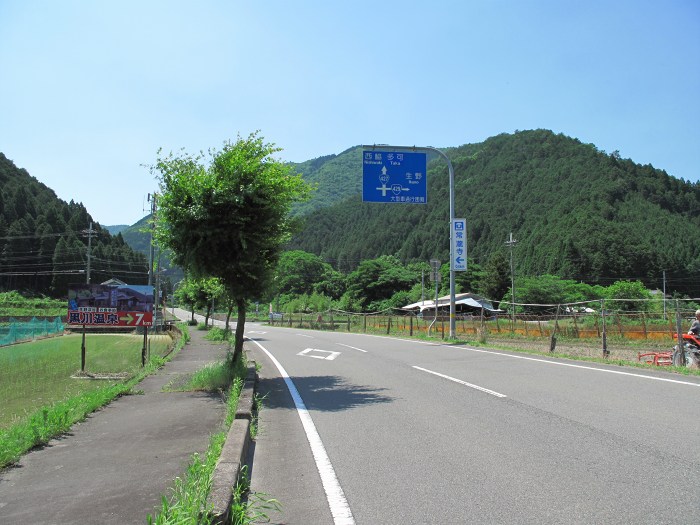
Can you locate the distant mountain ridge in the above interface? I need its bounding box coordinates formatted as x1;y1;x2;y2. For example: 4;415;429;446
289;146;363;217
92;129;700;297
0;153;149;296
288;130;700;295
104;224;129;235
119;216;184;286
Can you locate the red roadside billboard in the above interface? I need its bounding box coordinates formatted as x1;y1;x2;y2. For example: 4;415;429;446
67;284;154;327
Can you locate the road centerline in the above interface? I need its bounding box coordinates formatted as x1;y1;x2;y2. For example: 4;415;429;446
412;366;508;398
335;343;368;353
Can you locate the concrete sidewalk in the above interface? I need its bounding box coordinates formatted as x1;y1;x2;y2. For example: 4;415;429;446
0;328;230;524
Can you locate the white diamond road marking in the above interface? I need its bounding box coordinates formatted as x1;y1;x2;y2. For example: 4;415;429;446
298;348;341;361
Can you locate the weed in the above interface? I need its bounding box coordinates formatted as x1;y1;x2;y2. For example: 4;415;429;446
230;466;281;525
205;326;232;341
166;360;235;393
146;438;224;525
148;351;248;524
249;393;266;439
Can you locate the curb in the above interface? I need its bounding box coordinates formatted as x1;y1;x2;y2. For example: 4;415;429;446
207;361;257;524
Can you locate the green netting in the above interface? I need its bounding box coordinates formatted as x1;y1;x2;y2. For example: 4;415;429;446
0;317;65;346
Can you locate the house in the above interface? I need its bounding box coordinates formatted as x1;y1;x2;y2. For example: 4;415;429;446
401;293;503;319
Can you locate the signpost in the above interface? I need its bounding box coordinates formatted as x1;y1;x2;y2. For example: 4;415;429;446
452;219;467;271
363;144;462;338
362;150;427;204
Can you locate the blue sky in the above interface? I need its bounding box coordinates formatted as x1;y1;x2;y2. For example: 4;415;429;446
1;0;698;226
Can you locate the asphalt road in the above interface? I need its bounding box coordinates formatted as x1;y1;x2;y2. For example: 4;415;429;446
245;321;700;525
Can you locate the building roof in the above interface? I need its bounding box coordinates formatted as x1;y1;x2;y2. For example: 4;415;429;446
402;293;502;313
101;278;127;286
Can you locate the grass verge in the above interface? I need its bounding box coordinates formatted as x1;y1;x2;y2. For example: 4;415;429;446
147;351;248;524
0;333;172;427
0;325;189;468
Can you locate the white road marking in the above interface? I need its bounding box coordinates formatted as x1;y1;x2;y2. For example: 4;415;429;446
325;331;700;388
248;339;355;525
335;343;368;353
247;331;267;334
263;325;700;388
298;348;341;361
445;345;700;388
296;333;314;338
412;366;508;398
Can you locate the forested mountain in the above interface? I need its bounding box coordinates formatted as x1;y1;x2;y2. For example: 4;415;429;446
0;153;149;297
104;224;129;235
120;216;183;286
289;146;363;217
289;130;700;296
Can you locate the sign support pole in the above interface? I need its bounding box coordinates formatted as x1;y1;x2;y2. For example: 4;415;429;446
362;145;457;338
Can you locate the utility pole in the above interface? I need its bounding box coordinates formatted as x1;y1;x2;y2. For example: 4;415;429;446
83;222;96;284
81;222;96;373
662;270;667;320
505;232;517;325
155;248;162;332
147;193;157;287
145;193;157;363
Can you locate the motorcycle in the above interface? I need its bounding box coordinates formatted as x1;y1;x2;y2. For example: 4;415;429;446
672;333;700;368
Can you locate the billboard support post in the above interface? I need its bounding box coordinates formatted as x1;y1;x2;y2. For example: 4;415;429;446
81;324;86;372
142;326;148;367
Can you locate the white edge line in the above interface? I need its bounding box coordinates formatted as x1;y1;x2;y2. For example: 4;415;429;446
413;366;507;398
335;343;368;353
248;338;355;525
443;345;700;388
263;326;700;388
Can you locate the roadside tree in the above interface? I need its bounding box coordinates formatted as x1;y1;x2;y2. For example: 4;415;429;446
152;133;311;360
175;277;224;326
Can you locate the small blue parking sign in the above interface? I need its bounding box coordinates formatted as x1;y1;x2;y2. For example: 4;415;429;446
362;150;427;203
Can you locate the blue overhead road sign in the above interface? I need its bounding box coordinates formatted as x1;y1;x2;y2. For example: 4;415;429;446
362;150;427;203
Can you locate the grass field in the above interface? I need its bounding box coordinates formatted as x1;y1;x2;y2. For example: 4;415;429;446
0;333;171;429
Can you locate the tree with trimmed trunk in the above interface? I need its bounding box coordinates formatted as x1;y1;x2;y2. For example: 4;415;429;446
151;133;310;361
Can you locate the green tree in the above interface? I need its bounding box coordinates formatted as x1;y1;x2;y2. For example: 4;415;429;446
477;251;510;305
344;255;418;311
153;133;311;360
604;280;652;312
175;278;202;322
313;266;346;299
274;250;330;296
